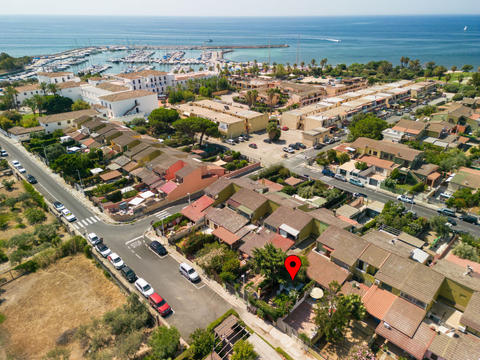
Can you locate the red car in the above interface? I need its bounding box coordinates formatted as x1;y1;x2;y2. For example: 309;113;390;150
281;126;289;131
149;292;172;316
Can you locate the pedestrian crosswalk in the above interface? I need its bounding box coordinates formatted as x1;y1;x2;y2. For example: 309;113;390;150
154;210;171;220
72;215;101;229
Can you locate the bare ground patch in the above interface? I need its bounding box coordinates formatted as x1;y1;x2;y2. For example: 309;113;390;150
0;254;126;359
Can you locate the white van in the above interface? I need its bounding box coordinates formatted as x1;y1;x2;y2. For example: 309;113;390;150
179;262;200;283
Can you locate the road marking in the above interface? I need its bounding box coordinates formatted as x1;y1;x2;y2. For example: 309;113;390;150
125;235;144;245
72;224;79;229
36;183;57;202
148;246;168;259
155;210;170;219
179;273;206;290
85;218;93;225
81;219;89;227
77;221;85;228
94;216;101;221
135;253;142;259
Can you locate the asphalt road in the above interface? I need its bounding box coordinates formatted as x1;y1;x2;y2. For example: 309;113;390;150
282;154;480;237
0;137;230;338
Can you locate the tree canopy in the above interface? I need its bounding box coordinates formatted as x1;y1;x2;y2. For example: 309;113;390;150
231;340;258;360
348;114;388;141
147;326;180;360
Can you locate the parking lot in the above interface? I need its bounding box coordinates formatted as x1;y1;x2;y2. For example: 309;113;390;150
213;129;306;165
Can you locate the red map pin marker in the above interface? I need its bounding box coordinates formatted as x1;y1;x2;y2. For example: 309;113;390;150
285;255;302;281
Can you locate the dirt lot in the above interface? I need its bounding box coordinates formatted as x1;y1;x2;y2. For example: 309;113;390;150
0;255;126;359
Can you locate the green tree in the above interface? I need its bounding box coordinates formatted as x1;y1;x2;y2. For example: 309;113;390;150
2;179;15;191
245;90;258;108
45;143;66;162
266;121;280;141
39;82;48;95
189;328;215;360
462;64;474;72
453;242;479;262
71;99;90;111
192;117;219;146
252;243;287;286
430;215;450;238
3;85;18;109
42;347;71;360
42;95;74;115
23;98;38;116
314;281;366;343
24;208;46;224
348;114;388;141
231;340;258;360
149;107;179;124
355;162;368;171
116;330;143;359
148;326;180;360
47;83;59;95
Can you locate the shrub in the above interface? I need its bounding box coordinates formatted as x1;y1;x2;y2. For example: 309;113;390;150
106;190;122;203
0;249;8;263
281;185;296;195
409;182;426;194
148;326;181;360
2;179;14;191
14;259;39;273
22;181;47;209
24;208;46;224
183;234;215;256
453;242;479;262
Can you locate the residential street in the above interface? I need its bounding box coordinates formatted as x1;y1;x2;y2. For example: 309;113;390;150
0;136;230;338
282;152;480;237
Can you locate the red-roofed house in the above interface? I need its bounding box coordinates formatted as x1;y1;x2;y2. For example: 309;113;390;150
270;234;295;252
159;181;178;195
99;170;122;182
181;195;214;223
213;226;241;247
362;285;397;321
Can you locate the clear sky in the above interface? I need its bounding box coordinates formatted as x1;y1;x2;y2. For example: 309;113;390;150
2;0;480;16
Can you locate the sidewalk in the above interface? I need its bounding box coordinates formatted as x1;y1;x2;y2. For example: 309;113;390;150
1;133;115;224
145;229;317;360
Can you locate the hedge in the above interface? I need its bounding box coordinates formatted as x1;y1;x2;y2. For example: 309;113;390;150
153;213;183;229
206;309;240;332
276;347;294;360
22;180;47;210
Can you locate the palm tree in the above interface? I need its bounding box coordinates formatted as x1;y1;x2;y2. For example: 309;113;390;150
267;88;278;112
245;90;258;108
4;86;18;109
39;82;48;95
300;61;305;69
47;83;59;95
22;98;38;116
320;58;328;69
311;59;316;68
32;94;44;116
400;56;406;68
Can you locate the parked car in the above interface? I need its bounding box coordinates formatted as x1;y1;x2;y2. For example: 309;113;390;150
1;150;8;157
334;174;346;182
353;192;367;198
296;142;307;149
107;253;124;269
287;147;295;153
314;143;324;150
263;138;272;144
226;139;235;145
53;201;65;212
95;243;111;257
135;278;154;298
349;178;364;187
439;192;453;200
87;232;102;246
289;143;299;150
322;168;335;177
437;208;456;217
281;126;289;131
61;208;77;222
120;265;137;283
26;174;37;184
149;240;167;256
11;160;20;168
179;262;200;282
17;166;26;174
282;147;290;153
324;138;334;145
397;194;415;204
460;214;478;224
149;292;172;316
447;217;457;226
237;136;245;142
249;143;257;149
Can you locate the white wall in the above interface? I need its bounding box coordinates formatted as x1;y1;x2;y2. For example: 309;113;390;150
37;73;79;85
40;119;72;134
59;86;83;101
101;94;158;118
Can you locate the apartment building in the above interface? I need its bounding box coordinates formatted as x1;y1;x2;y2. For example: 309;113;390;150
98;90;158;118
114;70;174;95
176;99;268;138
38;109;98;133
37;71;80;84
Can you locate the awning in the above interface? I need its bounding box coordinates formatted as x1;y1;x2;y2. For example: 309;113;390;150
140;191;155;199
90;167;103;175
120;186;134;194
279;223;300;237
128;197;144;206
310;287;324;300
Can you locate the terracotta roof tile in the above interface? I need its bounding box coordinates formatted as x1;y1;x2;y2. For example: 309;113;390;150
306;250;350;288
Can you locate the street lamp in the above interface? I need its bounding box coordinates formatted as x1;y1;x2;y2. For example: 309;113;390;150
76;169;84;193
187;192;191;204
241;274;246;301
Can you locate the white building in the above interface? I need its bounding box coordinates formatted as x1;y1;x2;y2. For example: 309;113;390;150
14;83;42;106
57;81;86;101
80;81;130;105
114;70;174;95
37;71;80;85
38;109;98;133
98;90;158;118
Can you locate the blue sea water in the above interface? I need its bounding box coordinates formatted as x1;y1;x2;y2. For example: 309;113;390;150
1;15;479;68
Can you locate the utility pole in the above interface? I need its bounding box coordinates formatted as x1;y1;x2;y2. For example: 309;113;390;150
76;169;84;193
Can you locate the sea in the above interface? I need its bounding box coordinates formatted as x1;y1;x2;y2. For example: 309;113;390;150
1;15;480;73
